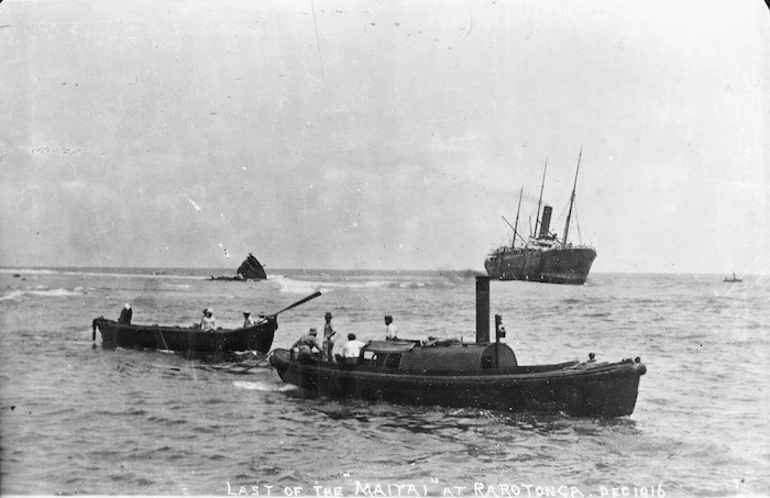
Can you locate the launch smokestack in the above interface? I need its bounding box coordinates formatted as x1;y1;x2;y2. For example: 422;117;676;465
539;205;552;238
476;276;490;343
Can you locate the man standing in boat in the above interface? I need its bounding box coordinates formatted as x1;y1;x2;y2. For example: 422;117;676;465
384;315;399;340
119;304;132;325
322;311;337;362
242;311;255;328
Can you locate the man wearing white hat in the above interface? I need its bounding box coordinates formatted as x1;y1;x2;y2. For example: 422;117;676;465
118;304;132;325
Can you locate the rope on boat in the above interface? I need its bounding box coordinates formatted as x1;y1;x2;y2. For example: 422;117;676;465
91;318;100;341
234;350;274;373
257;349;275;368
156;330;171;351
208;350;275;375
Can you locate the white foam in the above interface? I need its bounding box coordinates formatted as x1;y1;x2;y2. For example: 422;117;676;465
0;288;83;301
0;268;59;275
274;275;391;294
163;283;192;289
232;380;297;392
0;291;26;302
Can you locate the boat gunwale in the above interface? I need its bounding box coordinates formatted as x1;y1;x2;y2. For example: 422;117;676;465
93;317;275;335
270;348;645;382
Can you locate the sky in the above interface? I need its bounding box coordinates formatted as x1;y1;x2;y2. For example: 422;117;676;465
0;0;767;274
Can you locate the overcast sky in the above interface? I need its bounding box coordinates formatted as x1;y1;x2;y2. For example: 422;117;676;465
1;0;767;274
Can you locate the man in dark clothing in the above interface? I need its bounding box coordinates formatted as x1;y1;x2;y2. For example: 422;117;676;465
322;311;337;362
118;304;132;325
292;328;321;364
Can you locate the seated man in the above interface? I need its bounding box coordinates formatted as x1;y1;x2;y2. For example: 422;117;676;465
291;328;322;364
340;333;366;369
242;311;255;328
200;309;216;331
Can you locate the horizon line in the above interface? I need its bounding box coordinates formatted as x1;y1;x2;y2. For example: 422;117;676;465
0;265;761;278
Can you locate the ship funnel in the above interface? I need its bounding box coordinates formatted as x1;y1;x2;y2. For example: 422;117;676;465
476;276;490;343
539;205;553;238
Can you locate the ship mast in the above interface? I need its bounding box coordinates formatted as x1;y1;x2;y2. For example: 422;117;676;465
512;185;523;248
533;158;548;237
562;146;583;247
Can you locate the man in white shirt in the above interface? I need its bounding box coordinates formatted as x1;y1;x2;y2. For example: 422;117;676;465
340;333;366;368
384;315;399;340
200;308;216;331
242;311;255;328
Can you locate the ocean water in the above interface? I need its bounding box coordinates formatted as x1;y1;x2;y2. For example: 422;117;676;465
0;268;768;497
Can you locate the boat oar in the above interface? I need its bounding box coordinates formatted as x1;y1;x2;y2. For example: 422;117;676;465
270;291;322;317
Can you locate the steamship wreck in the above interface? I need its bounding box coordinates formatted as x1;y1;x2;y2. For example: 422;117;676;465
485;149;597;285
209;253;267;281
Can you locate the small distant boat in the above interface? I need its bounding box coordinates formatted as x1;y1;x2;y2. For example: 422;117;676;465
270;278;646;418
210;253;267;281
723;272;743;283
92;291;321;354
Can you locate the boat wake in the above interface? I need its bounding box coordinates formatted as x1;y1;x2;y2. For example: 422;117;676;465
232;380;297;392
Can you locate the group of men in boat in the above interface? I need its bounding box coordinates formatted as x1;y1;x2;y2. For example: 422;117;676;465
195;308;271;330
116;304;267;331
197;308;269;330
291;312;399;366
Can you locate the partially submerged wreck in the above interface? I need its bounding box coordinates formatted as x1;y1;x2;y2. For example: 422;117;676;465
210;253;267;281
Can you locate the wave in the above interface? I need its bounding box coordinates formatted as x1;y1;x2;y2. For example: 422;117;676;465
272;275;390;294
272;275;459;294
0;268;60;275
399;282;426;289
232;380;297;392
3;267;219;281
0;287;84;302
162;283;192;289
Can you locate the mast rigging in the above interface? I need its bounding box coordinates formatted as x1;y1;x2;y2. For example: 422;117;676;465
562;146;583;247
534;158;547;237
512;185;523;248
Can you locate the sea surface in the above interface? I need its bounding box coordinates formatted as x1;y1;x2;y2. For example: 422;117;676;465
0;268;768;497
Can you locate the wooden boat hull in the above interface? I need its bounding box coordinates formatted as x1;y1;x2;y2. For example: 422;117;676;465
92;317;277;354
270;349;645;418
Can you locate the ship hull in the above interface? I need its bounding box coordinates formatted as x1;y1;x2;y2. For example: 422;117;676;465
485;247;597;284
